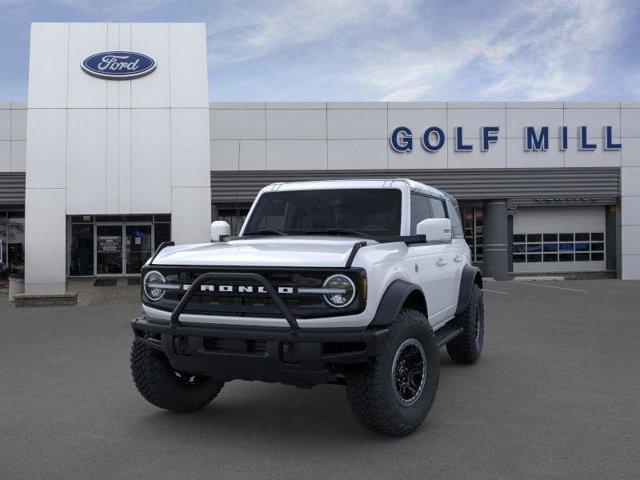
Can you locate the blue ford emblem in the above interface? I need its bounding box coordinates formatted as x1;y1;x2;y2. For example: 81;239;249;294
82;51;156;80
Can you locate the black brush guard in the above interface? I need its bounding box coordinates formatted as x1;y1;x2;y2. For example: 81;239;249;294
131;271;387;387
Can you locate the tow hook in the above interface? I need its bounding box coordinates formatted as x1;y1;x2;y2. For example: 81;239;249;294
280;342;299;363
173;336;189;356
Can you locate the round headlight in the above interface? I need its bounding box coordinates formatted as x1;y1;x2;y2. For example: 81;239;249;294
322;274;356;308
143;270;166;301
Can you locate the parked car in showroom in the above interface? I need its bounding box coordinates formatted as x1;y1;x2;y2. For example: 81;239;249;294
130;179;484;436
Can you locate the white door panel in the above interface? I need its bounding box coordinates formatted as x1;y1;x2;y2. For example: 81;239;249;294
409;243;457;326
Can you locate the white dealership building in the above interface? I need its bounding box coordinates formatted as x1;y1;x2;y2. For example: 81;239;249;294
1;22;639;296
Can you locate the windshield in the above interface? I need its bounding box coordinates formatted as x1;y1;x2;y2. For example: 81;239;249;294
243;189;402;237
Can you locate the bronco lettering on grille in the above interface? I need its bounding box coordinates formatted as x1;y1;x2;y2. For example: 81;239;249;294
182;284;295;294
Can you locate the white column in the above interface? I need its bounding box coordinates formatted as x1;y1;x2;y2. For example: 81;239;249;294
25;189;66;294
621;104;640;279
620;166;640;279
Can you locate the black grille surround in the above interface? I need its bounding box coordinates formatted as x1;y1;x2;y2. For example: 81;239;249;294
141;266;366;319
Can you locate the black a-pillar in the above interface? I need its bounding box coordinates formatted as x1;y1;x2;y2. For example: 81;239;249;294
482;200;509;280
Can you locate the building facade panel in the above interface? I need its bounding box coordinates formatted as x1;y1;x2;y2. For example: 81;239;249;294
621;138;640;166
563;106;621;138
505;138;565;168
621;107;640;138
170;108;211;187
25;109;67;189
0;102;27;173
621;195;640;226
66;108;108;214
130;23;171;109
171;186;211;246
67;23;108;109
117;109;132;213
328;140;387;169
210;109;265;140
27;23;68;108
327;109;387;139
0;109;10;140
169;23;209;108
266;109;326;140
10;141;26;172
564;144;620;168
446;106;506;140
130;108;172;213
445;137;507;169
266;140;327;170
0;142;9;171
116;23;132;108
505;107;564;138
239;140;266;170
24;188;66;293
105;108;119;213
389;143;446;169
9;109;26;141
210;139;239;170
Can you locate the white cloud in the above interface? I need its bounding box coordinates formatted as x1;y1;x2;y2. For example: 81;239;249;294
208;0;413;66
356;0;627;101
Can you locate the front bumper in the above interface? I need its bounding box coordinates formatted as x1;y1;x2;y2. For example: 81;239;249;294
131;317;388;387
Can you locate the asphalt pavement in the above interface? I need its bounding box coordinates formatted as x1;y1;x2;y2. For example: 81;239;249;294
1;279;639;479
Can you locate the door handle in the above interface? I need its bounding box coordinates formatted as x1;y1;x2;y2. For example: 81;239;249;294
436;257;447;267
454;255;463;263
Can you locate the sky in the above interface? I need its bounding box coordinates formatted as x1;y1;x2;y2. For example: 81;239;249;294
0;0;639;102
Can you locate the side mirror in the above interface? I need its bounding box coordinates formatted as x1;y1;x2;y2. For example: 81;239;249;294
416;218;452;243
211;220;231;242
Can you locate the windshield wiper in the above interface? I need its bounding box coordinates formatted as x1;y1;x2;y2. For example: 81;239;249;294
244;229;288;236
301;228;371;238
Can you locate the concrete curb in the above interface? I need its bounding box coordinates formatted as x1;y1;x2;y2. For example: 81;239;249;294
14;292;78;308
514;276;565;282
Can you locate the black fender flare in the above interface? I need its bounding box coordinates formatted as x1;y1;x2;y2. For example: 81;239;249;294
370;279;427;326
455;264;483;316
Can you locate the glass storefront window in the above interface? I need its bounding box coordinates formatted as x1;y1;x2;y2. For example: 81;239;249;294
69;224;94;276
0;212;7;277
154;223;171;249
125;225;152;274
6;212;25;275
462;207;484;263
68;215;172;277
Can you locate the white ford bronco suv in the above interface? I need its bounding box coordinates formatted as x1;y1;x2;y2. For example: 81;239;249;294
130;179;484;436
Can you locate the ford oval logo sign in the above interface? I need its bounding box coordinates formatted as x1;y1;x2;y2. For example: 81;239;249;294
82;51;156;80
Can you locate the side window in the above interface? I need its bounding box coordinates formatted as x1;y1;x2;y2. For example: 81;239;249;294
410;193;430;234
429;197;447;219
445;197;464;237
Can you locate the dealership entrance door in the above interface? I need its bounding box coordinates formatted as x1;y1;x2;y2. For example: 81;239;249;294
68;215;171;277
95;224;153;275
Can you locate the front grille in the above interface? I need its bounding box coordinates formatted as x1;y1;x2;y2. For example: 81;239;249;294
144;266;365;319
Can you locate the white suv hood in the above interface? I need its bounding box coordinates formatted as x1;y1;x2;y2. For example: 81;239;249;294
152;236;363;268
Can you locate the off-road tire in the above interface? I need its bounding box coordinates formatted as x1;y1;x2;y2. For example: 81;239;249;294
446;283;484;363
131;340;224;413
345;309;439;436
